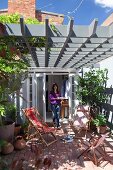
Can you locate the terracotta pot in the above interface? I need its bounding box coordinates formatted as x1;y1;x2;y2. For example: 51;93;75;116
43;157;52;168
1;142;14;154
14;136;26;150
97;126;107;134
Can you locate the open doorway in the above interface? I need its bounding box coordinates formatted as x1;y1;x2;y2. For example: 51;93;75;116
46;74;69;121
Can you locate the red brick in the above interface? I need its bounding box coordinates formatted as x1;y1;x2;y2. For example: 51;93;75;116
36;11;64;24
8;0;36;18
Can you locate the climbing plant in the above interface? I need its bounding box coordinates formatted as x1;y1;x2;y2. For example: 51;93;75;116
0;13;44;122
0;13;57;114
0;13;46;54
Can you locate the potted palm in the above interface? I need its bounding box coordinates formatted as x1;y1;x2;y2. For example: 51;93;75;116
92;114;107;134
0;102;16;142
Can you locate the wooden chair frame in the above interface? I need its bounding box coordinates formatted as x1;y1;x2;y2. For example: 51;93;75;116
22;107;57;147
69;105;91;139
77;132;110;166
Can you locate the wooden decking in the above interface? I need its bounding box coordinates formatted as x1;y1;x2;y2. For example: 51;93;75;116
1;119;113;170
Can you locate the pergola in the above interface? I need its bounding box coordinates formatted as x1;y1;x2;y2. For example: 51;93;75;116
4;17;113;72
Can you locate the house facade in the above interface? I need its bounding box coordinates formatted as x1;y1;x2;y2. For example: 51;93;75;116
0;0;64;24
1;1;113;122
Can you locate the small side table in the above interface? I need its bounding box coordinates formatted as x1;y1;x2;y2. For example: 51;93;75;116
61;99;69;119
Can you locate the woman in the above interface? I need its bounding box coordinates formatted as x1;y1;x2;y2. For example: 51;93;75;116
49;83;61;128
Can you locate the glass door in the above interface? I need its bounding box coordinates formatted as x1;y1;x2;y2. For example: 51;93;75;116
68;73;76;118
22;73;46;121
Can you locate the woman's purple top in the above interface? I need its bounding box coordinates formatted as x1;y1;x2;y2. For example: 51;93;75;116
49;91;61;105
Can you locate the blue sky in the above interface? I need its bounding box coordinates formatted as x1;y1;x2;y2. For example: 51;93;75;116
0;0;113;25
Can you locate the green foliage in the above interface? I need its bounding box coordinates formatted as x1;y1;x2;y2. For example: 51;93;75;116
0;13;35;125
92;114;106;127
25;17;41;24
50;24;58;33
77;69;108;106
0;13;40;24
0;13;46;54
0;13;20;23
0;105;5;125
0;139;8;147
0;156;9;170
5;104;17;122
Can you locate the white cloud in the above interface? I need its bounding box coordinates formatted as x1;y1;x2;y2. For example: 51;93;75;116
95;0;113;8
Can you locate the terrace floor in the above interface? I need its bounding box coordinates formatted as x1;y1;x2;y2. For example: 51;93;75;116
1;119;113;170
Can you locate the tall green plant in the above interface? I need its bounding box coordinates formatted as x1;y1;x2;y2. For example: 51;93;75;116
0;13;39;125
77;69;108;106
0;43;28;125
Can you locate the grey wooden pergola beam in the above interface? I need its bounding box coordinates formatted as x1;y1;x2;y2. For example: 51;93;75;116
54;18;74;67
71;33;112;68
45;18;49;67
20;17;39;67
3;20;113;69
75;33;113;69
76;47;113;69
5;22;110;38
62;19;98;68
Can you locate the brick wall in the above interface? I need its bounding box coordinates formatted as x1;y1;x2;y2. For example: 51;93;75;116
36;11;64;24
102;13;113;26
0;0;64;24
8;0;36;18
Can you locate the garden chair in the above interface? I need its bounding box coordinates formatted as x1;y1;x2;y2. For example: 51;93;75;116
69;105;91;139
22;107;57;147
77;132;112;166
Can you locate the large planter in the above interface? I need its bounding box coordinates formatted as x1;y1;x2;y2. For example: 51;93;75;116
0;122;15;143
97;126;107;134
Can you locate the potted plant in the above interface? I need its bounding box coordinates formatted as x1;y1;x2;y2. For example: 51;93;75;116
77;68;108;120
0;103;16;143
92;114;107;134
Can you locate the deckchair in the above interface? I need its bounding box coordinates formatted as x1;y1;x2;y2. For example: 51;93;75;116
77;132;111;166
69;105;91;139
22;107;57;147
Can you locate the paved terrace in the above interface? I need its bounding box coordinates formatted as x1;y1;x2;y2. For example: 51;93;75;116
1;120;113;170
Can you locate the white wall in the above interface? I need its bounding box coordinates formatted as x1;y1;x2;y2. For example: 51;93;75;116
99;56;113;105
99;56;113;88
